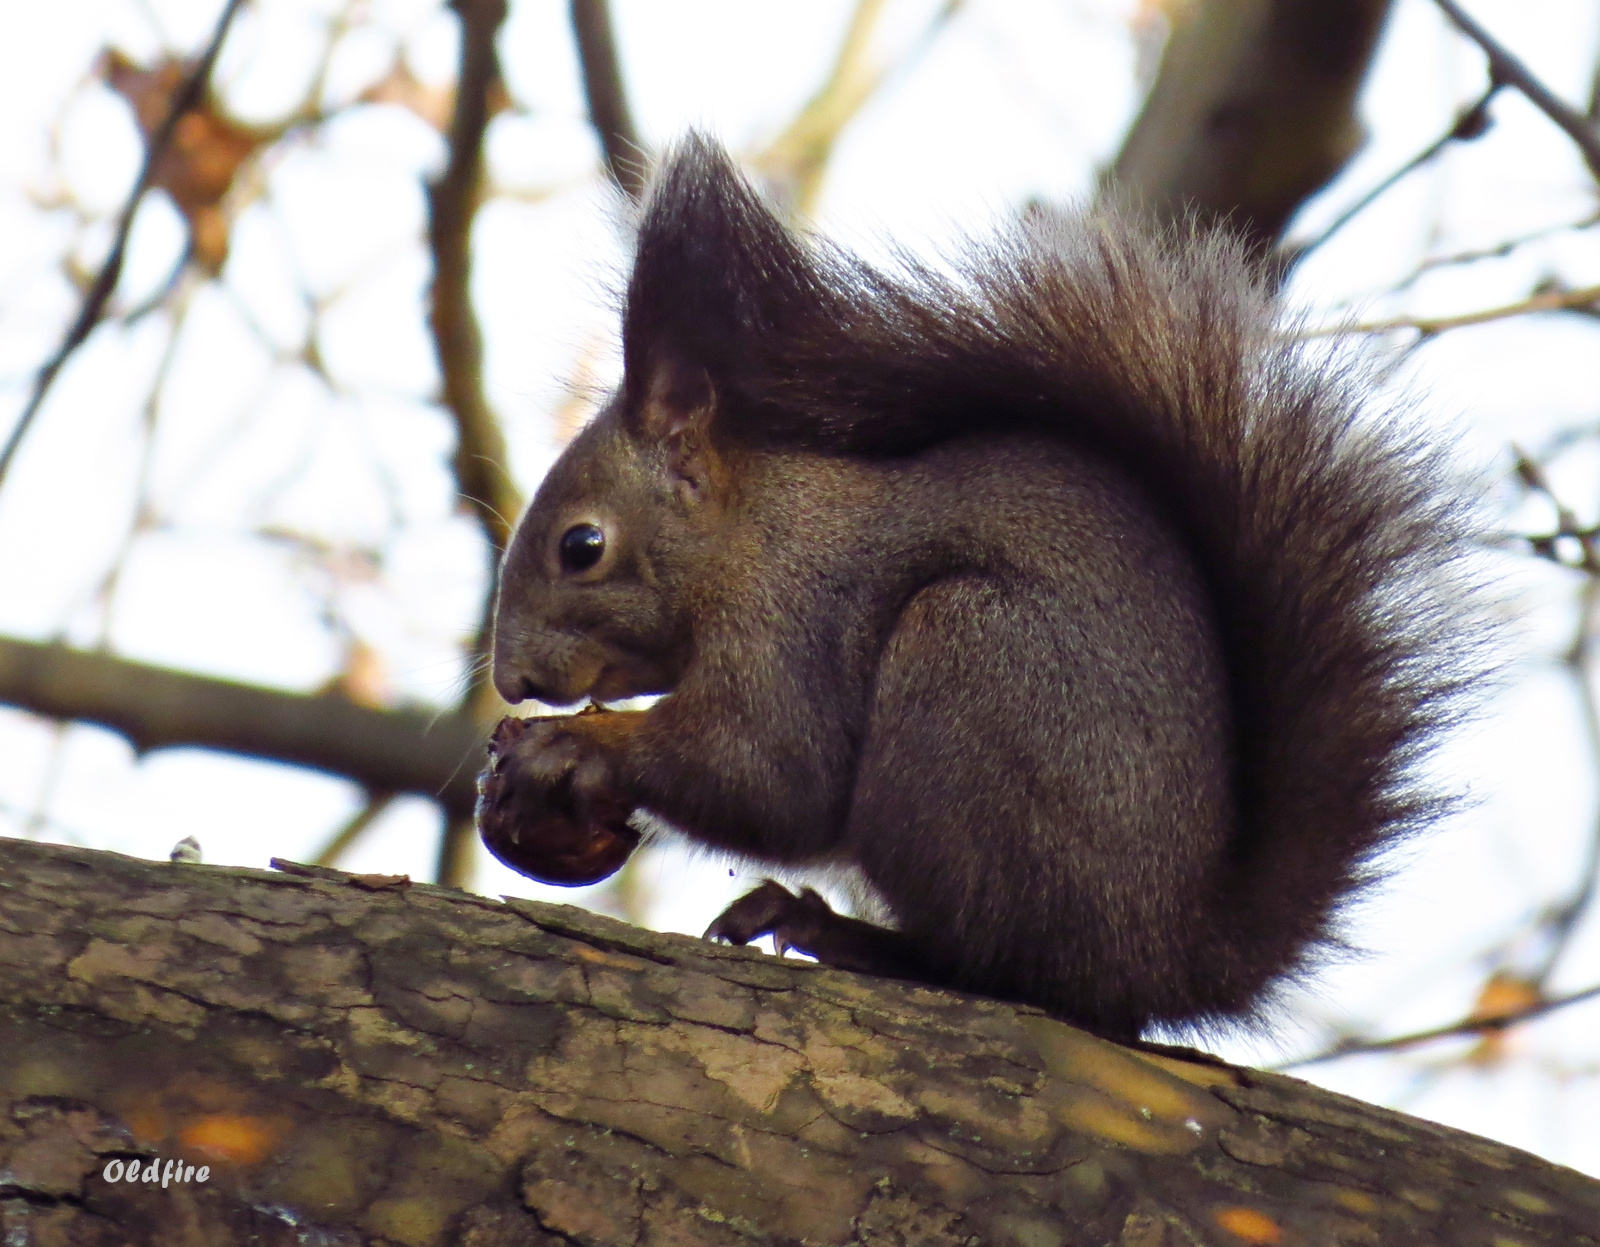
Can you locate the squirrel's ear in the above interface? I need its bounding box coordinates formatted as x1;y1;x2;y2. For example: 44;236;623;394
621;134;817;403
635;353;721;506
636;353;713;442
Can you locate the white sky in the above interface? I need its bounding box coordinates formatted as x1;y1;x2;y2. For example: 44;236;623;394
2;0;1600;1175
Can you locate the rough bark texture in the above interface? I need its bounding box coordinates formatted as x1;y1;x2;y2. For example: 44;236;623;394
0;838;1595;1247
1109;0;1396;248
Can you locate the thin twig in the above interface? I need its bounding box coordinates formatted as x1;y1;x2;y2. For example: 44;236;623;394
569;0;645;200
1538;582;1600;981
1309;280;1600;337
1506;455;1600;984
1387;210;1600;297
1432;0;1600;180
312;792;398;868
0;0;249;494
1281;981;1600;1067
1292;85;1499;265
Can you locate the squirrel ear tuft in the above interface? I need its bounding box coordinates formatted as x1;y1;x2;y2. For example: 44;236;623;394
622;134;818;402
635;353;713;444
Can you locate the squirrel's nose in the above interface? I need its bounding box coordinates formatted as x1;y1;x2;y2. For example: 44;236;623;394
492;668;541;705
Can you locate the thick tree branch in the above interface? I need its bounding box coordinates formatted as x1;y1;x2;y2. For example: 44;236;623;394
0;837;1596;1246
0;636;483;817
0;0;249;493
427;0;520;560
570;0;646;200
1109;0;1395;249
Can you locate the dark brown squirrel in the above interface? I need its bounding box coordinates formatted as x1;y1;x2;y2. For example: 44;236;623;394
479;135;1486;1042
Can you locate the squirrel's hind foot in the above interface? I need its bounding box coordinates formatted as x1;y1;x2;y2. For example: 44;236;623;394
706;880;928;980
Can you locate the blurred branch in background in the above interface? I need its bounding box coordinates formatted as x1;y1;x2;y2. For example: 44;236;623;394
1291;83;1499;265
311;790;398;867
427;0;518;567
0;0;248;491
1109;0;1394;249
754;0;961;218
1510;456;1600;990
1283;980;1600;1067
1315;280;1600;337
570;0;645;200
0;636;482;816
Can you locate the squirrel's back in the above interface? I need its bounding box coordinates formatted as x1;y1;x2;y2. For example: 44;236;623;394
624;138;1489;1029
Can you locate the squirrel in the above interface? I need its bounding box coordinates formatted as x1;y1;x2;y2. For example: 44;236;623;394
477;135;1485;1042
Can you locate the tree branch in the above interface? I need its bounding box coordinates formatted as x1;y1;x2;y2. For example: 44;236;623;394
1309;279;1600;336
0;636;484;818
1;837;1596;1245
0;0;249;494
569;0;646;200
754;0;960;218
427;0;520;561
1109;0;1396;249
1283;981;1600;1067
1432;0;1600;181
1290;84;1498;263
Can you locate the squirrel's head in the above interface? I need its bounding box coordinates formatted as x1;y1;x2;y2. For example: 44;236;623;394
492;135;826;707
491;358;733;706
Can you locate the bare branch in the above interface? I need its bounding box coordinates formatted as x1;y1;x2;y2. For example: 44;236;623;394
435;812;478;890
1432;0;1600;181
427;0;520;560
1309;279;1600;336
0;636;484;818
1385;210;1600;296
0;0;249;494
754;0;889;216
310;791;397;867
755;0;960;218
569;0;646;199
1282;981;1600;1067
1291;85;1498;264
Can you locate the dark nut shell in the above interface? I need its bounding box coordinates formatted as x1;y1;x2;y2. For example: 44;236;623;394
475;715;640;886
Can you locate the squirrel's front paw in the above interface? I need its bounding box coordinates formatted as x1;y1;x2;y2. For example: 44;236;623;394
476;713;639;885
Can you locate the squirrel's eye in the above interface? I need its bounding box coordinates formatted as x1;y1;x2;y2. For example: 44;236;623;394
558;523;606;573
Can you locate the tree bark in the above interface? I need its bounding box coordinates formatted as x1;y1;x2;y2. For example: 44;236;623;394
1109;0;1396;249
1;838;1594;1246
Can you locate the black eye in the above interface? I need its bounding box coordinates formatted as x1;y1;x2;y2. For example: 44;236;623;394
558;523;606;573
